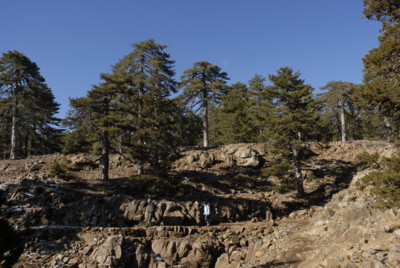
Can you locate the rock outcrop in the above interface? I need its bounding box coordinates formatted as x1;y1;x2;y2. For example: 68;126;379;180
1;141;400;267
175;143;266;170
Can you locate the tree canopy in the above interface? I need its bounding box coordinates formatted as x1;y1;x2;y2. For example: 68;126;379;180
65;39;180;178
179;61;229;147
0;51;61;159
358;0;400;138
266;67;321;195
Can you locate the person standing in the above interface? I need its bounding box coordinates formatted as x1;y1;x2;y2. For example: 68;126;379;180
147;199;157;225
204;202;210;226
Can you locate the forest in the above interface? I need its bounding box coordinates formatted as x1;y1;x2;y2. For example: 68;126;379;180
0;0;399;192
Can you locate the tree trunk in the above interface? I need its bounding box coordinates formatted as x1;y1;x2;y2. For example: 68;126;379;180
292;148;304;196
137;160;143;175
101;129;109;181
383;116;393;139
339;99;347;142
136;84;144;174
202;99;209;147
10;97;19;160
26;128;31;157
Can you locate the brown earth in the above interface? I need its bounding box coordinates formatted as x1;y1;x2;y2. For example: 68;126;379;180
1;140;399;267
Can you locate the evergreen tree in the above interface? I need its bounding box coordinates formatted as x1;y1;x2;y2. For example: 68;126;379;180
0;51;61;159
267;67;321;195
173;95;203;146
359;0;400;137
247;74;274;142
363;0;400;24
210;82;256;144
319;81;361;142
179;61;229;147
66;76;124;181
66;39;180;177
112;39;179;175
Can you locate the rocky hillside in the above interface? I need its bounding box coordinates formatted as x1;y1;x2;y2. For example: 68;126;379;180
0;141;399;267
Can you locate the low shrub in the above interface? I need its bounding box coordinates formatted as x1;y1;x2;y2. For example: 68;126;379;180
49;159;77;180
270;176;297;193
263;162;292;177
125;174;182;198
263;162;297;193
353;151;380;171
357;155;400;209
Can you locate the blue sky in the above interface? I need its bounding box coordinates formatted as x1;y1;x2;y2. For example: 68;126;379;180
1;1;381;118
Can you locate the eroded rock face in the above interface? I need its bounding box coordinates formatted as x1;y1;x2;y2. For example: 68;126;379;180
2;180;270;229
2;141;400;267
90;236;126;267
174;144;265;170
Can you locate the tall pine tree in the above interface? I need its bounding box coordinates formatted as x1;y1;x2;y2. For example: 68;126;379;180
319;81;361;142
67;75;125;181
210;82;256;144
0;51;61;159
179;61;229;147
267;67;321;195
66;39;180;177
359;0;400;137
248;74;274;142
112;39;179;175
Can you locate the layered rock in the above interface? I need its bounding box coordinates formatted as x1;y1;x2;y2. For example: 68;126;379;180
2;179;271;230
2;141;400;267
175;143;266;170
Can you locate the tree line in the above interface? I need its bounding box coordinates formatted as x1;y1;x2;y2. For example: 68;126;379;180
0;0;398;194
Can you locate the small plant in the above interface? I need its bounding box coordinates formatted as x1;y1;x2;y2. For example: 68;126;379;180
125;174;182;198
263;162;297;193
49;159;76;180
353;151;380;171
357;155;400;209
270;176;297;193
283;199;310;210
263;162;292;177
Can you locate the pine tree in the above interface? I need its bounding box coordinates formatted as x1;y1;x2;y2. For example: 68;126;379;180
359;0;400;137
319;81;361;142
363;0;400;24
248;74;274;142
267;67;321;195
0;51;61;159
67;76;124;181
173;95;203;146
179;61;229;147
111;39;179;175
65;39;180;177
210;82;256;144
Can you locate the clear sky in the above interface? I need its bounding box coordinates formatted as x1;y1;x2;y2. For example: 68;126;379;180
1;0;381;118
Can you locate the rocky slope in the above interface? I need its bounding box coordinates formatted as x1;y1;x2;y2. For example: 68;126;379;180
0;140;399;267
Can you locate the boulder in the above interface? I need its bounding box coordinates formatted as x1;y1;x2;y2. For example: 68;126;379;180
90;236;126;267
151;239;177;264
232;147;262;167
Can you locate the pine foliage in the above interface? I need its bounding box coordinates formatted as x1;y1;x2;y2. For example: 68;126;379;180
0;51;61;159
64;39;180;177
247;74;274;142
179;61;229;147
358;154;400;209
266;67;321;195
319;81;362;141
359;0;400;138
210;82;256;144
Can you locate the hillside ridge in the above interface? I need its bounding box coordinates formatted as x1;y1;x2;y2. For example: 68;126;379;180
1;140;399;267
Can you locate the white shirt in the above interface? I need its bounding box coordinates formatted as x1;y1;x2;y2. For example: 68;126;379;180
204;204;210;215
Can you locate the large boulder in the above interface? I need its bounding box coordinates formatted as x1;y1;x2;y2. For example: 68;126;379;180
232;146;263;168
90;236;126;267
